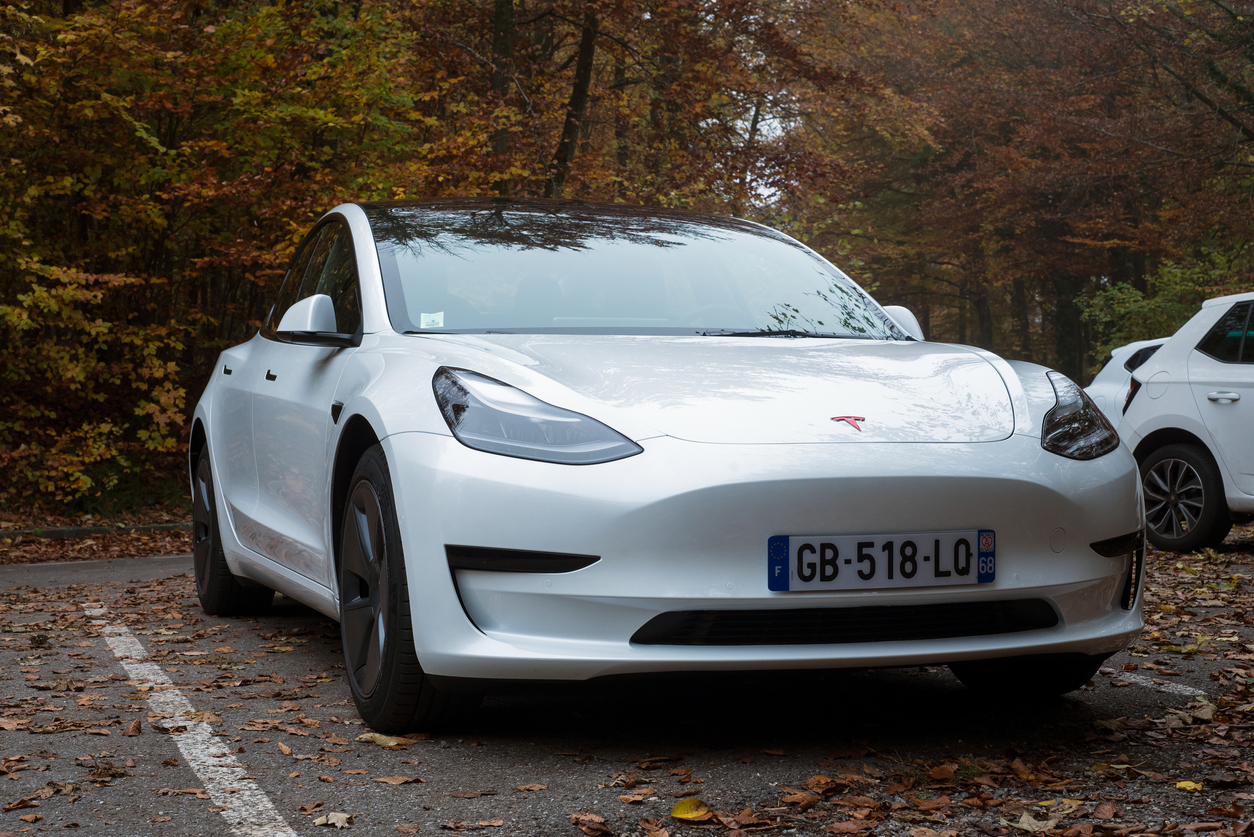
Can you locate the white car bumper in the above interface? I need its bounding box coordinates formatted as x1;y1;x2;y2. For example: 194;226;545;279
385;432;1144;680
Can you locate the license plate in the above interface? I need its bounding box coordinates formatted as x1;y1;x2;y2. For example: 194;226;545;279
767;530;995;592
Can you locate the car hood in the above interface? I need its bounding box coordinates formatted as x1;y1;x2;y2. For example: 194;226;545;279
431;335;1016;444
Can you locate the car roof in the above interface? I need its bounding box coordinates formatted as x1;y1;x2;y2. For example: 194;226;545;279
1201;290;1254;308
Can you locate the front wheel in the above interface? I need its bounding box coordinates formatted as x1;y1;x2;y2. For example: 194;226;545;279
191;444;274;616
1140;444;1231;553
338;445;479;732
950;653;1108;696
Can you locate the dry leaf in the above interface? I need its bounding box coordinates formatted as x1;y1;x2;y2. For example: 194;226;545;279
1093;801;1117;819
478;820;504;827
570;812;613;836
928;764;956;781
122;720;142;736
355;732;414;748
780;789;821;811
1010;812;1061;833
826;823;864;834
277;742;293;756
396;826;420;834
313;812;354;828
516;784;547;792
670;798;712;821
374;776;420;785
1177;781;1204;793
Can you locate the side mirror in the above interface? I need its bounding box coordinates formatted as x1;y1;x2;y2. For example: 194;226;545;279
882;305;925;341
278;294;338;333
276;294;357;347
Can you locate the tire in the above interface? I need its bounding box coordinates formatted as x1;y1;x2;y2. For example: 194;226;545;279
1140;444;1232;553
191;444;275;616
338;445;479;733
949;653;1108;696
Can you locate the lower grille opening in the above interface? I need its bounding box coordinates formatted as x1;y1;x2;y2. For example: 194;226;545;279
630;599;1059;646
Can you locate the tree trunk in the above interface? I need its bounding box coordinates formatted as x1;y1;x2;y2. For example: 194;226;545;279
1010;277;1031;359
489;0;515;165
1050;274;1085;381
971;286;994;351
545;6;597;199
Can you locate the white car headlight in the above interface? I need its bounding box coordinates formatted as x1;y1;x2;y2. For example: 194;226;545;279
433;367;643;464
1042;371;1119;460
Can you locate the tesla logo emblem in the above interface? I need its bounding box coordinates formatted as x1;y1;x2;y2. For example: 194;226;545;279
830;416;865;431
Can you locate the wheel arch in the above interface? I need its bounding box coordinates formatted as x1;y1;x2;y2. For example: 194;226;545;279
1131;427;1217;467
331;414;383;571
189;419;208;483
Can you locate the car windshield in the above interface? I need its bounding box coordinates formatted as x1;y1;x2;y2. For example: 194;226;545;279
364;200;905;339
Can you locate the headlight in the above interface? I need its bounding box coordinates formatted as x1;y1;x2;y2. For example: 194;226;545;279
433;367;643;464
1041;371;1119;460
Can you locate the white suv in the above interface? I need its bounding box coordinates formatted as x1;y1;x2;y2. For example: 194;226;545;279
1119;291;1254;552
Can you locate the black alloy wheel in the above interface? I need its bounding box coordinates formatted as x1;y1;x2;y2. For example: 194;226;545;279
338;445;478;732
1140;444;1231;553
341;479;390;698
191;444;274;615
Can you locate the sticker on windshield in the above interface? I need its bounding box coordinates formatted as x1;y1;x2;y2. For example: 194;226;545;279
420;312;445;329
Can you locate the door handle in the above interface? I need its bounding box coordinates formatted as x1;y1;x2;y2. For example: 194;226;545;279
1207;391;1240;402
265;370;278;382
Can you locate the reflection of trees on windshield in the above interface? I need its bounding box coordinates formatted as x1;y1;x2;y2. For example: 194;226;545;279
364;198;762;259
362;198;903;339
766;284;877;336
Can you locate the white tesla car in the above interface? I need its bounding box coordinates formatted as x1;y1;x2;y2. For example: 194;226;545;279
191;199;1144;731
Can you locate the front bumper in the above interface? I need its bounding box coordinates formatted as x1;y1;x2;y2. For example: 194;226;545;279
385;432;1144;680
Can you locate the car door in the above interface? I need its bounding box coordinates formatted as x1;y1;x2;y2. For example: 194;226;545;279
247;219;363;585
1189;301;1254;495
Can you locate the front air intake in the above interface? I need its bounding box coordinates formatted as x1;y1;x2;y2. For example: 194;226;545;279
630;600;1059;646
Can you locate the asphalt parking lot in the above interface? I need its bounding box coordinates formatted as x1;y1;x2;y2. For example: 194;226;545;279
1;531;1252;837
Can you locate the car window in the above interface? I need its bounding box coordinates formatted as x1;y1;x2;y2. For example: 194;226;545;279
266;227;325;331
1243;309;1254;363
1123;344;1161;372
300;221;362;335
366;203;903;338
1197;302;1251;363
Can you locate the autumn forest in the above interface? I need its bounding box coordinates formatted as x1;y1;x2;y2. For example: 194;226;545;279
2;0;1253;504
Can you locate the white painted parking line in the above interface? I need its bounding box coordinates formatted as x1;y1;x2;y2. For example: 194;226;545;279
83;603;298;837
1115;671;1206;698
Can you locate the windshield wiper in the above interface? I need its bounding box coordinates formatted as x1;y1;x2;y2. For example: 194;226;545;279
700;328;841;338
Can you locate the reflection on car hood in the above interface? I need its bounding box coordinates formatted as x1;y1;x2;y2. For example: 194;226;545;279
437;335;1015;444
